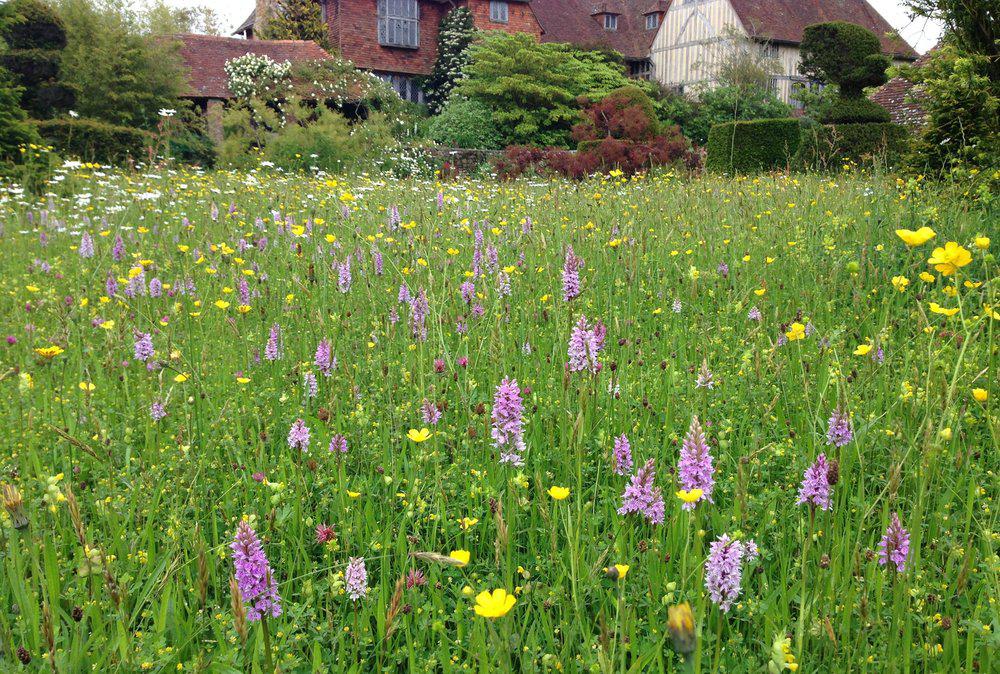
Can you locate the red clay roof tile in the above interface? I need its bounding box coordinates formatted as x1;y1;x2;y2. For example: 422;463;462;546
166;34;332;99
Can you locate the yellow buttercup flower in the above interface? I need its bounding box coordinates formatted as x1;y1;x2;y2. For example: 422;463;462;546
928;302;959;317
667;603;696;655
459;517;478;530
407;428;432;443
927;242;972;276
449;550;470;567
214;300;230;310
972;388;988;402
785;322;805;341
174;373;189;383
974;236;989;250
547;486;570;500
78;381;95;392
854;343;872;356
676;488;703;504
473;589;516;618
891;275;909;292
919;271;936;283
605;563;629;580
895;227;936;247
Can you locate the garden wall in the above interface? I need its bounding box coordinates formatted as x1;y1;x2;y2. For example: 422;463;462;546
425;147;501;173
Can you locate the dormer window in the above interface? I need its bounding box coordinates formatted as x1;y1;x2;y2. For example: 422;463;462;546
645;13;659;30
490;1;509;23
604;14;618;30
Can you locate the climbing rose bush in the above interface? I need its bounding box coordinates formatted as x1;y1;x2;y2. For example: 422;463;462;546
224;54;292;101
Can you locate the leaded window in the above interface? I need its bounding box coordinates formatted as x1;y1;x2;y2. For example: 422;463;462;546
490;1;509;23
377;0;419;49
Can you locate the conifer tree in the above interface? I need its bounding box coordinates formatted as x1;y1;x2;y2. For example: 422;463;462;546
260;0;329;49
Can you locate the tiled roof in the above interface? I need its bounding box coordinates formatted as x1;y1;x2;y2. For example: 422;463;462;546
235;9;255;35
533;0;665;60
729;0;919;59
870;50;933;127
165;34;333;99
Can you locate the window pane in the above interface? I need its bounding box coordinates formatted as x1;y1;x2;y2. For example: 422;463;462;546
490;1;509;22
378;0;419;46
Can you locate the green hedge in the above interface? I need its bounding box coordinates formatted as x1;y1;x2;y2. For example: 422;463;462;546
822;97;891;124
705;118;801;174
33;118;150;164
797;122;909;170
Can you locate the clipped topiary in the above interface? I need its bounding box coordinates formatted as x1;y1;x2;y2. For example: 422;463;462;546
0;0;74;118
705;118;801;174
821;97;891;124
799;21;891;123
0;0;66;50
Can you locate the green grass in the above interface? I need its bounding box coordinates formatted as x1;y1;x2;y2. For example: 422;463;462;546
0;167;996;673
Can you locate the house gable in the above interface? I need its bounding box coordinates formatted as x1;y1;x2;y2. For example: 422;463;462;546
651;0;746;90
650;0;918;101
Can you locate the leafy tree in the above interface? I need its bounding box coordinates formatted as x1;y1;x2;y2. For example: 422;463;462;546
903;44;999;174
790;81;839;122
424;7;475;114
703;27;782;95
0;66;39;160
428;98;502;149
455;32;631;147
685;85;791;145
646;83;697;134
54;0;184;130
799;21;891;123
905;0;998;83
0;0;75;118
259;0;328;48
141;1;223;36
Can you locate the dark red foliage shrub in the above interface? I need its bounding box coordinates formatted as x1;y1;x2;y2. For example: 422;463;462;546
498;86;697;179
498;130;694;179
572;86;661;143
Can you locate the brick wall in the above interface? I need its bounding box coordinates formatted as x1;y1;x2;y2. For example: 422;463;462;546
467;0;542;39
331;0;447;75
426;147;502;174
330;0;541;76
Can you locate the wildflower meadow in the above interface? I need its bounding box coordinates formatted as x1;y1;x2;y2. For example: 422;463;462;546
0;167;996;672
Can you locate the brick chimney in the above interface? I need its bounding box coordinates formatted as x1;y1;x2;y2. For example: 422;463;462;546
254;0;271;39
